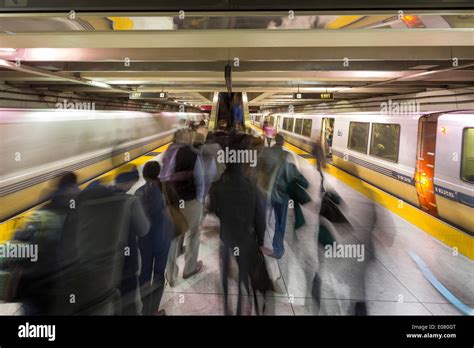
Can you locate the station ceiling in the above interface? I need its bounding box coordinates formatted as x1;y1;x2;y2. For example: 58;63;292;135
1;11;473;107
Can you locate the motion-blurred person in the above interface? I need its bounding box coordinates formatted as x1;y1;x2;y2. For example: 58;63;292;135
3;172;80;315
315;165;382;315
258;134;308;259
200;133;225;198
262;120;276;147
214;119;230;149
192;132;206;150
163;129;205;286
312;141;327;191
53;165;149;315
231;94;243;127
135;161;172;315
209;149;272;315
113;166;151;315
159;129;191;182
196;120;208;138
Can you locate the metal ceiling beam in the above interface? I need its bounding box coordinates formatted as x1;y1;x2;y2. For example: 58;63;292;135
2;47;473;62
20;60;469;72
0;59;130;93
247;92;275;104
1;0;473;12
335;62;474;93
1;10;474;18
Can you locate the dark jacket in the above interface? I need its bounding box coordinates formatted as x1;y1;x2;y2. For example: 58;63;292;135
173;145;198;201
52;183;149;315
209;167;266;248
135;182;172;277
209;166;272;297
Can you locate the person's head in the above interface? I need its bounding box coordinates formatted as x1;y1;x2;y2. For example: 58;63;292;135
142;161;160;182
218;119;228;131
56;171;78;191
199;120;206;127
205;132;216;144
50;171;79;207
174;128;191;145
234;123;243;133
193;132;205;147
274;133;284;146
115;164;139;192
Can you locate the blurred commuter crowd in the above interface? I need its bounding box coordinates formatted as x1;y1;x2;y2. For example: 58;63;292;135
0;117;372;316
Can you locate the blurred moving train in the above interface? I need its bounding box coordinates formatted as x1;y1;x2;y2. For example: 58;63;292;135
252;111;474;234
0;108;205;221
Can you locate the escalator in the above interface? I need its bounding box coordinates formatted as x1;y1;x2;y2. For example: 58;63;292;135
214;92;246;131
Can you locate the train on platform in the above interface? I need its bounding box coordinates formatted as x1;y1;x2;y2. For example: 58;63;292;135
0;108;205;222
251;111;474;234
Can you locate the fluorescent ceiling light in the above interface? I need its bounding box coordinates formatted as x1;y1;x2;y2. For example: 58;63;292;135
0;48;16;52
87;80;112;88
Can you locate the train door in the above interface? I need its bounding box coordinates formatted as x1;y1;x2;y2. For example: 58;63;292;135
415;115;439;216
321;117;335;158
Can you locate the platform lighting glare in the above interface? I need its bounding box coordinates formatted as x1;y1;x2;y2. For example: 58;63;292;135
87;80;111;89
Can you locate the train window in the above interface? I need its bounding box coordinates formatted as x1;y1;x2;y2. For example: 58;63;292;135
461;128;474;183
287;117;294;132
295;118;303;134
302;119;312;137
283;117;289;131
348;122;370;154
369;123;400;162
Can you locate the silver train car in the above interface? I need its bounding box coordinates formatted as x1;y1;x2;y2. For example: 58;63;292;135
252;111;474;234
0;108;204;221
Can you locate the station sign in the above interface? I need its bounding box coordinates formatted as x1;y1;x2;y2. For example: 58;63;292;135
293;93;334;100
129;92;168;99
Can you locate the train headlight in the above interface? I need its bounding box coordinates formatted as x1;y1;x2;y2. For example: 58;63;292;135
419;173;429;187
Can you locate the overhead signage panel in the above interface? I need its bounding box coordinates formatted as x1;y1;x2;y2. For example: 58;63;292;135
129;92;168;99
293;93;334;100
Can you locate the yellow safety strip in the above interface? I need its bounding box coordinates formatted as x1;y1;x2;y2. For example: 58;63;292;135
108;17;134;31
0;143;171;243
325;16;363;29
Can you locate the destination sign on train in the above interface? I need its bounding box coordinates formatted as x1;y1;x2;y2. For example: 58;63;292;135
293;93;334;100
129;92;168;99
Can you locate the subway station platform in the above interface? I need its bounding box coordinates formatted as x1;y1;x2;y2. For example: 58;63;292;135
157;144;473;316
0;140;472;316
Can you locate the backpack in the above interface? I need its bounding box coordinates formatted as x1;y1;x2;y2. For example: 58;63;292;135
0;209;63;303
